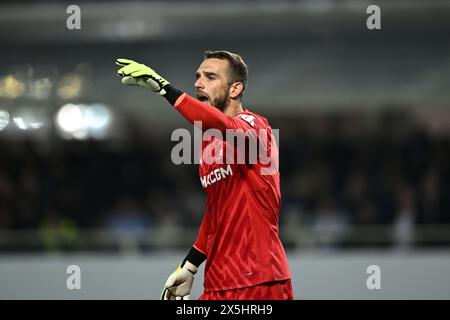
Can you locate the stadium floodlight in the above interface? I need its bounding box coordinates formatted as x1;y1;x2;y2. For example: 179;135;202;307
55;103;112;140
56;103;84;134
0;110;10;131
13;117;27;130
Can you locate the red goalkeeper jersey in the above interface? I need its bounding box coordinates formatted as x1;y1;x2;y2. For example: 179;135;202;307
174;93;291;292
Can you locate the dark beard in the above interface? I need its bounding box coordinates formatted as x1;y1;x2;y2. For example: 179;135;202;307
212;89;230;112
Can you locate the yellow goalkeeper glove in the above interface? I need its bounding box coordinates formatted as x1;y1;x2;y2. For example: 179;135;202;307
116;58;170;95
161;261;198;300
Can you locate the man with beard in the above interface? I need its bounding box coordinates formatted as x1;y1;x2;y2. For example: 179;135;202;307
116;50;293;300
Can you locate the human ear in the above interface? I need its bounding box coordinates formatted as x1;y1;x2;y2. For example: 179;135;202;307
229;82;244;99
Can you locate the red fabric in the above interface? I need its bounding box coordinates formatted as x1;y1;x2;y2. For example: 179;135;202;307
199;279;294;300
175;94;291;292
174;94;259;133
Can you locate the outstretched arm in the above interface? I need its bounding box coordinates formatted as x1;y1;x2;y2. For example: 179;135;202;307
116;58;254;133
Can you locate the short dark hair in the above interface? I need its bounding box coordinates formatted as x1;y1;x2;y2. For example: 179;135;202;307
205;50;248;98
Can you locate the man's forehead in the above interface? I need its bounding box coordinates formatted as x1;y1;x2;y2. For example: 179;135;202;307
197;58;229;74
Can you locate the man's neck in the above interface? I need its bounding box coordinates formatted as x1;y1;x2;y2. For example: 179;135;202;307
223;101;244;117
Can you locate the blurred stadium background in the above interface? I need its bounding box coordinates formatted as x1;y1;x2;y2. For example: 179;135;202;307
1;0;450;299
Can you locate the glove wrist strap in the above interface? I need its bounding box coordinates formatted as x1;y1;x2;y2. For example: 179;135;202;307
162;84;184;105
182;246;207;269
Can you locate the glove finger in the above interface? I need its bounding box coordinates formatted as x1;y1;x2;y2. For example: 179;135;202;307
161;288;169;300
118;63;142;76
164;286;175;300
117;65;138;76
165;273;177;288
175;296;182;300
165;290;174;300
115;58;136;66
121;76;138;86
116;66;125;75
131;69;152;78
183;295;190;300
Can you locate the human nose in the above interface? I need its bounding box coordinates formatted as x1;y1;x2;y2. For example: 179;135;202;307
195;77;204;89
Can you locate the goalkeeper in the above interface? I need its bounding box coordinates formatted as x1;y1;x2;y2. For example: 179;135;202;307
116;51;293;300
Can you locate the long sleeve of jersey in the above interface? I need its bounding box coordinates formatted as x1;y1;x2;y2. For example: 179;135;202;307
175;93;247;132
193;211;210;256
163;84;254;133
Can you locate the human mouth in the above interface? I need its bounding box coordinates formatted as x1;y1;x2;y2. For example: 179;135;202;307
196;92;210;103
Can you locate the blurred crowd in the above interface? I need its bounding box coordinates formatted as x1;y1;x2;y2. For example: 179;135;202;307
280;112;450;224
0;110;449;250
278;111;450;249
